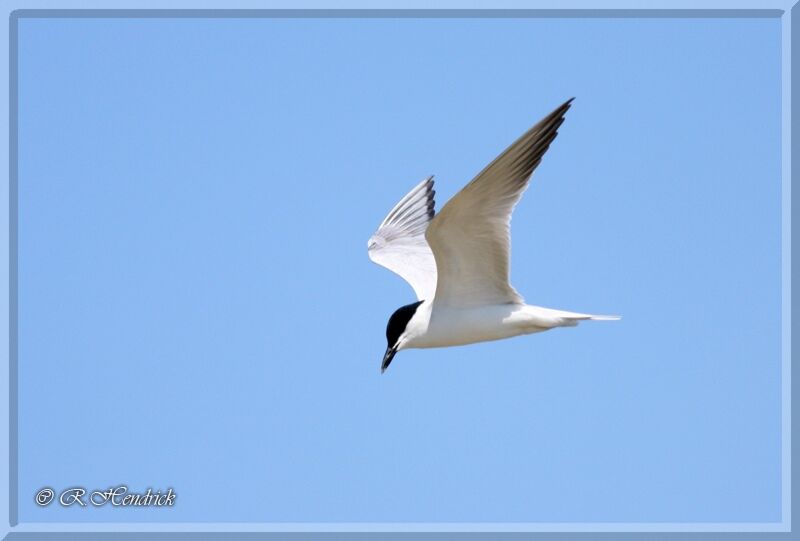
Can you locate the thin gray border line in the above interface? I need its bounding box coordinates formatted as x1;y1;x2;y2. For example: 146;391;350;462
2;522;795;533
784;3;794;532
4;5;792;537
3;8;788;18
781;3;800;530
7;8;16;536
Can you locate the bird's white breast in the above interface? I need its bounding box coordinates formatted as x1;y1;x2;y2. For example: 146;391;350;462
403;302;556;349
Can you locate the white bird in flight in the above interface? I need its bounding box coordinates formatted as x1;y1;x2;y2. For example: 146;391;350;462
368;98;619;373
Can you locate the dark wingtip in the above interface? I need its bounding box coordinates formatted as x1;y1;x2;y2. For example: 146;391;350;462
553;97;575;116
557;97;575;114
534;98;574;132
426;176;436;219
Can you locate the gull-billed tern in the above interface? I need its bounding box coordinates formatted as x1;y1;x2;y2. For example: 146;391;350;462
368;98;619;373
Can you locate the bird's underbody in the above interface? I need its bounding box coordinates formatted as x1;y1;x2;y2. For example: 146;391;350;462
368;98;619;373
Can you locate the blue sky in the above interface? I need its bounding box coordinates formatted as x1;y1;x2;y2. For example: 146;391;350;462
16;16;781;522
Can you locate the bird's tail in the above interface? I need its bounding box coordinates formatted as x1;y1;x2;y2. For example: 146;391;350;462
544;308;621;327
586;314;621;321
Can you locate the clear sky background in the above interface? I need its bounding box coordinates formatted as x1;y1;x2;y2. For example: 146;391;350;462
17;16;781;522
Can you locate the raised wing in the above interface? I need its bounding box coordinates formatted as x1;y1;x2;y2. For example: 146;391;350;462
368;176;437;300
426;98;573;307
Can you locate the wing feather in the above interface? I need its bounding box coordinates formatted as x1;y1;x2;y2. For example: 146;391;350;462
368;176;437;300
426;99;574;307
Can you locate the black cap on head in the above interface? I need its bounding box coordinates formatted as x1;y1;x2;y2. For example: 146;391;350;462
382;300;424;373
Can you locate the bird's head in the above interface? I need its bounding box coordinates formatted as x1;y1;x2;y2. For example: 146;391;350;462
382;300;424;373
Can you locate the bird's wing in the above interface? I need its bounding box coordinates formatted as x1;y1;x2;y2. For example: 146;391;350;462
426;98;573;307
368;176;437;301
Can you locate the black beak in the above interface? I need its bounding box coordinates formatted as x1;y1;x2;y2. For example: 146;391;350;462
381;346;397;374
